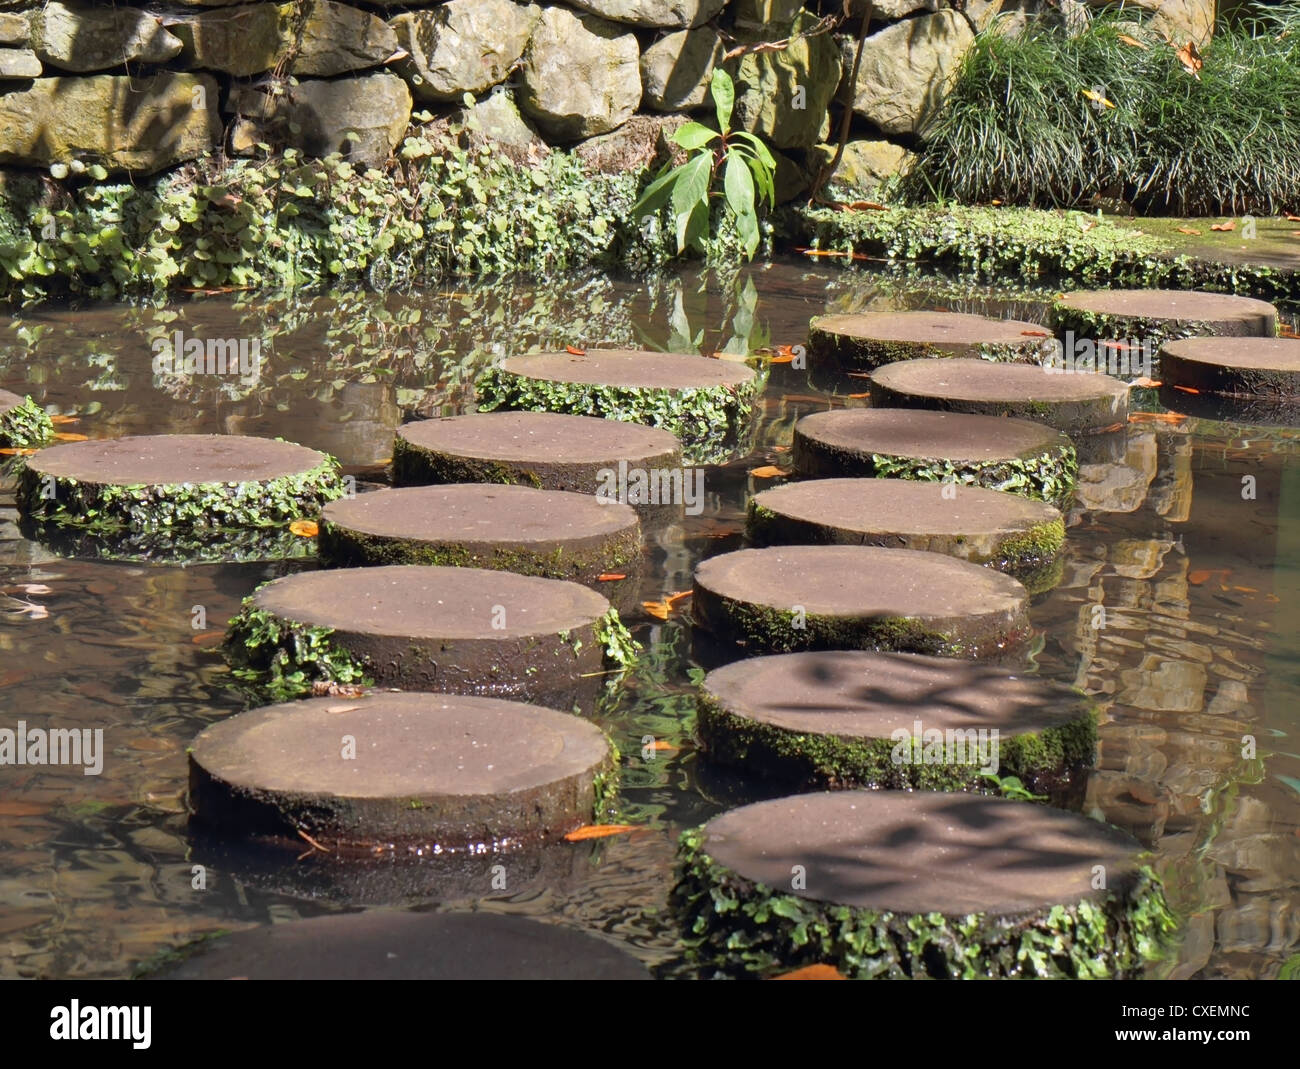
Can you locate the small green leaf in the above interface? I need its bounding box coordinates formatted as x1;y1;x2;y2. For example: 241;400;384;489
672;122;720;151
710;68;735;132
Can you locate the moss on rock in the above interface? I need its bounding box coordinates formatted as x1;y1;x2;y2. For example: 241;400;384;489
0;395;53;448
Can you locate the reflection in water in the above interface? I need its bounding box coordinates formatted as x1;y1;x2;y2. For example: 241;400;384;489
0;262;1297;978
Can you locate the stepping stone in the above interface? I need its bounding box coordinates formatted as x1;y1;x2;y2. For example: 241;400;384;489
808;311;1056;370
672;791;1175;979
747;478;1065;590
0;389;52;448
188;692;616;853
868;357;1129;435
474;349;762;463
17;434;344;561
1053;289;1279;345
223;564;637;704
318;484;641;585
150;911;649;980
692;545;1031;659
696;650;1096;791
793;408;1078;506
1159;337;1300;399
392;411;683;496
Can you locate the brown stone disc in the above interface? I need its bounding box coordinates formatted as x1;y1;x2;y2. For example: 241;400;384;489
692;545;1031;658
868;357;1129;434
1053;289;1279;338
227;564;625;704
747;477;1064;579
392;411;683;493
697;791;1145;916
188;691;614;852
791;408;1078;506
696;650;1095;789
808;310;1055;369
152;912;649;980
1159;336;1300;398
318;484;641;582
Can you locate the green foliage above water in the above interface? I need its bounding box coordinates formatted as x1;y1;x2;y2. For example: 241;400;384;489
0;394;53;447
902;8;1300;216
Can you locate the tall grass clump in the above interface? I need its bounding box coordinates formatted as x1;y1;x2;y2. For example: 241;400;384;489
902;5;1300;215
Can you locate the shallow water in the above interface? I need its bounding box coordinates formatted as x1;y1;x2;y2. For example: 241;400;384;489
1;260;1298;979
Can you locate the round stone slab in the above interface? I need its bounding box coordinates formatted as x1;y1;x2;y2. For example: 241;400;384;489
1159;337;1300;398
318;484;641;583
152;912;649;980
808;311;1055;370
474;349;762;463
1053;288;1279;343
747;477;1065;585
696;650;1096;790
793;409;1078;506
188;692;614;853
672;791;1173;978
17;434;343;536
392;411;683;494
868;357;1129;435
692;545;1032;659
0;389;52;448
223;564;636;703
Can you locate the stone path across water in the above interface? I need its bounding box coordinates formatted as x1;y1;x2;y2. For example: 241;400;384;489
1159;336;1300;398
1053;288;1279;343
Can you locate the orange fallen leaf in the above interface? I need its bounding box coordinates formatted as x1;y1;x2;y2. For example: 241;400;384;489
1232;586;1258;593
1210;221;1235;232
770;964;847;981
1281;327;1299;338
0;447;36;456
52;432;89;442
596;573;626;582
794;247;873;262
1021;329;1052;337
564;824;637;841
1172;385;1201;394
190;630;225;646
843;200;886;212
289;520;319;537
1129;378;1162;388
767;355;795;364
1285;214;1300;222
565;345;586;356
1188;569;1229;586
642;600;670;620
1177;40;1203;78
1176;226;1202;235
749;465;789;478
990;198;1004;205
1128;411;1186;424
847;392;871;398
648;740;677;751
1081;89;1115;110
666;590;692;605
50;414;80;425
1117;33;1148;49
1097;422;1126;433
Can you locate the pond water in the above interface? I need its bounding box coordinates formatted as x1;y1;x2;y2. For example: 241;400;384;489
1;260;1298;979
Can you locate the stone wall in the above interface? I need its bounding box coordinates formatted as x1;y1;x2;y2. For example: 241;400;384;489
0;0;1216;191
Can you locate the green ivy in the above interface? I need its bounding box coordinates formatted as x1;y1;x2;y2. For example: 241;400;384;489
0;395;53;447
223;602;373;703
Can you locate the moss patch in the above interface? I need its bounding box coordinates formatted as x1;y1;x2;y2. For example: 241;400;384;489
0;395;53;448
670;827;1178;979
223;603;374;703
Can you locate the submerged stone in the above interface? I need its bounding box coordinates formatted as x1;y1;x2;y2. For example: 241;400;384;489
151;911;649;979
672;791;1176;978
868;357;1130;435
188;691;615;854
696;650;1096;791
692;545;1032;659
793;408;1078;506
